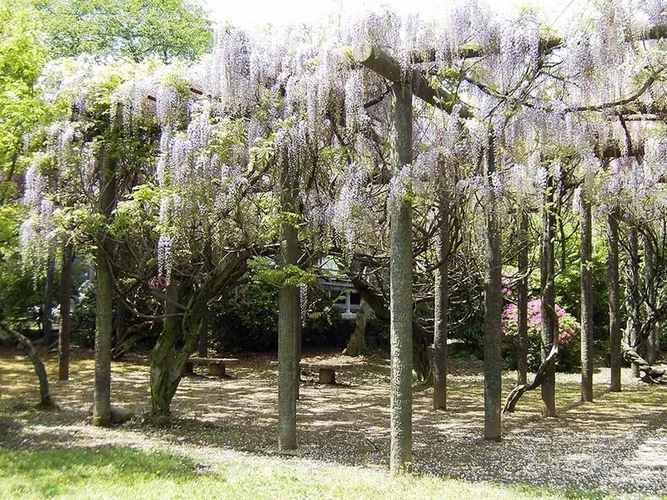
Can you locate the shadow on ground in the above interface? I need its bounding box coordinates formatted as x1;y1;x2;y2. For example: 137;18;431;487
1;347;666;496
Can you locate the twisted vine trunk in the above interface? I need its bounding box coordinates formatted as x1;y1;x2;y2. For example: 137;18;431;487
149;280;200;418
0;323;57;409
149;254;249;418
621;340;665;382
503;344;558;414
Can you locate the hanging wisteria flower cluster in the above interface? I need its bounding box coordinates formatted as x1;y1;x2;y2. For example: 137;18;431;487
18;0;667;289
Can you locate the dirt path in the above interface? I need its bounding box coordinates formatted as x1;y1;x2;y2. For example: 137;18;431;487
1;349;666;497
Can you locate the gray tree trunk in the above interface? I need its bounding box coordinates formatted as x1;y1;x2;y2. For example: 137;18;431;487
540;174;556;417
644;237;659;365
42;255;55;346
58;242;73;381
433;196;449;410
626;227;641;377
93;145;116;427
345;299;368;356
608;211;622;392
277;155;301;451
580;192;594;402
114;299;127;356
517;211;529;386
483;130;502;440
198;313;209;358
389;81;413;474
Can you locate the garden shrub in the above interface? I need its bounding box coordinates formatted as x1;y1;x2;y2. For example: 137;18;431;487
502;298;581;372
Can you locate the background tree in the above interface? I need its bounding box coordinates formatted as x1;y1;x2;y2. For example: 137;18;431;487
33;0;213;62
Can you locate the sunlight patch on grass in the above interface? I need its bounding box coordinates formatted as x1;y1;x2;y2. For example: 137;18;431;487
0;446;607;500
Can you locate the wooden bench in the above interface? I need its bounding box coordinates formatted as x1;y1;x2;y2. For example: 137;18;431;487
183;357;239;377
300;363;341;384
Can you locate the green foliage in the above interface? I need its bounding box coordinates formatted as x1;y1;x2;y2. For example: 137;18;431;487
71;280;96;347
33;0;214;62
503;330;581;373
210;282;278;352
209;281;350;353
112;184;160;239
248;256;316;288
553;224;610;343
0;204;44;330
0;0;49;184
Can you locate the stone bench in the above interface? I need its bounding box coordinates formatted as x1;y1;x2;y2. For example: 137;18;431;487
183;357;239;377
300;363;342;384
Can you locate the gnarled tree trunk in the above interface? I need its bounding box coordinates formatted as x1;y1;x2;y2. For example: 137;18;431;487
345;299;368;357
149;280;200;418
0;322;57;409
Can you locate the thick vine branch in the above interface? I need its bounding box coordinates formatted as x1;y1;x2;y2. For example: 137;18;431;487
621;339;665;382
503;343;559;414
503;298;560;414
565;65;667;113
353;44;472;117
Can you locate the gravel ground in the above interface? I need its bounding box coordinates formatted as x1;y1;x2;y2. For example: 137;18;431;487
1;350;666;498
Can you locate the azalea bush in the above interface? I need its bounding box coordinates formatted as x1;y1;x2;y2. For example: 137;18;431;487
502;298;581;372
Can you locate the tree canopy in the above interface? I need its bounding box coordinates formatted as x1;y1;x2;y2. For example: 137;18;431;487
33;0;214;62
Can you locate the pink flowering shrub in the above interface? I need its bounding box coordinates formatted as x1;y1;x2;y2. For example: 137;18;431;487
502;298;581;372
502;299;579;344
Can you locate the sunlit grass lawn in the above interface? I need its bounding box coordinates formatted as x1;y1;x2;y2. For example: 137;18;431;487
0;446;604;500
